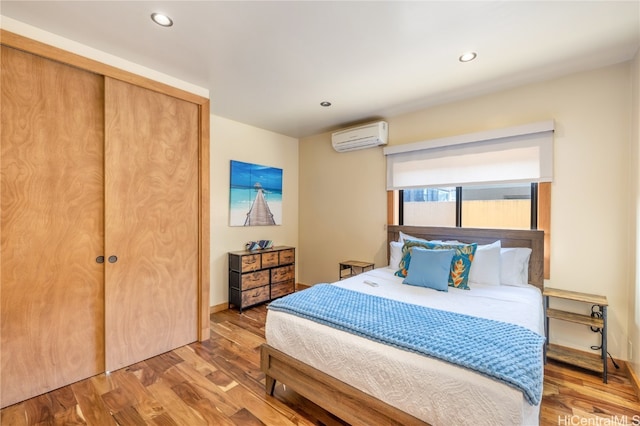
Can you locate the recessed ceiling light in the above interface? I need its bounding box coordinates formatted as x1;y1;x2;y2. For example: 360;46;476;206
151;13;173;27
320;101;332;107
459;52;477;62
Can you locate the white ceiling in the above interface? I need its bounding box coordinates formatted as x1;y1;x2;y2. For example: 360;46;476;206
2;1;639;138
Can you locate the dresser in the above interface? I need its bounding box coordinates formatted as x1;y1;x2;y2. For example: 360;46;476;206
229;246;296;311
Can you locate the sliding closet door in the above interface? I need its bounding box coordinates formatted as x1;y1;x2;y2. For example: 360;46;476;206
104;77;199;371
0;47;105;408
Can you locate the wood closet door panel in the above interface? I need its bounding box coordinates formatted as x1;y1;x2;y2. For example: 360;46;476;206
104;78;199;371
0;47;105;408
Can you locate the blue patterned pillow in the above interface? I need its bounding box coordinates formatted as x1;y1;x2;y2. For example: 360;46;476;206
402;248;454;291
396;240;477;290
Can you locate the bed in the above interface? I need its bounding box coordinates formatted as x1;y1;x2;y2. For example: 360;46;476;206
261;225;545;425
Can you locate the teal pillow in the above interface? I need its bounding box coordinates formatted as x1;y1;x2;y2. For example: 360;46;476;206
396;239;477;290
402;248;454;291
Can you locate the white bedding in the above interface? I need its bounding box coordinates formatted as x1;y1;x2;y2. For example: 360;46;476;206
265;267;544;426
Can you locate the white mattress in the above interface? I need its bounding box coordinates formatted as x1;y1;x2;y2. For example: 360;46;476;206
265;267;544;426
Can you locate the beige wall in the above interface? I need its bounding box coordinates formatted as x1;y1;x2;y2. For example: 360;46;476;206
299;134;388;284
300;62;635;360
630;49;640;376
210;115;299;309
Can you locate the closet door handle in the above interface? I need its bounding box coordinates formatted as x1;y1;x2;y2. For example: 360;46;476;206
108;255;118;264
96;256;104;264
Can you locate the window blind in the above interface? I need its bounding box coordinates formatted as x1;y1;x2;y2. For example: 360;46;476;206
383;121;554;190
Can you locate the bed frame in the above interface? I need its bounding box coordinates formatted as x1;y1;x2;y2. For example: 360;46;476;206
261;226;545;425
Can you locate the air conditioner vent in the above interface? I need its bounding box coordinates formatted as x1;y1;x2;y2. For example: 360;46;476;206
331;121;388;152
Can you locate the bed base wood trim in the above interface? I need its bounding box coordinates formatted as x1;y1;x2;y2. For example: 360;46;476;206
260;344;428;426
387;225;545;290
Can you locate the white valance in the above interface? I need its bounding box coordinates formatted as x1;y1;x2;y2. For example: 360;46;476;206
383;120;554;190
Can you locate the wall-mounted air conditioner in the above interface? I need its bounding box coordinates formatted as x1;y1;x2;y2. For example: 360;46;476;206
331;121;388;152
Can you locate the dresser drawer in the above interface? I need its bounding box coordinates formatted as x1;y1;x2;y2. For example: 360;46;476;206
271;264;294;283
230;269;269;290
261;251;279;268
240;254;261;272
241;286;270;307
229;253;262;272
279;249;295;265
271;279;294;299
240;270;269;290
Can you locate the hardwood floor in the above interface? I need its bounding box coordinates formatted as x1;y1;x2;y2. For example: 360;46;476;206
1;305;638;425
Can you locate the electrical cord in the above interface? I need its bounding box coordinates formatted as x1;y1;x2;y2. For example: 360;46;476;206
590;304;602;333
590;305;619;369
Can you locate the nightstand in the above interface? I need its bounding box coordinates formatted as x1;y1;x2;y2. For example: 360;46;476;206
543;287;608;383
339;260;374;280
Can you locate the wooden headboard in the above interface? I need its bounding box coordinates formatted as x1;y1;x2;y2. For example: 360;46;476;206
387;225;544;290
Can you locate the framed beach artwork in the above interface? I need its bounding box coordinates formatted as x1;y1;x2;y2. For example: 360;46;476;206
229;160;283;226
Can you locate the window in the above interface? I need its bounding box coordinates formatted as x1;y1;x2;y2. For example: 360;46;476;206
401;187;456;227
400;183;536;230
391;181;551;278
385;122;554;277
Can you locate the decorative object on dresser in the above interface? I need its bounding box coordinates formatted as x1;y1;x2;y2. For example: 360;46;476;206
229;246;295;312
339;260;375;280
246;240;273;251
543;287;610;383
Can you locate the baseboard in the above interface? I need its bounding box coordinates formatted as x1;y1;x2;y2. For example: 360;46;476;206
626;360;640;400
296;282;311;291
210;302;228;314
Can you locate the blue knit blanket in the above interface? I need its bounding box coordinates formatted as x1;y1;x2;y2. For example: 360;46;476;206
268;284;544;405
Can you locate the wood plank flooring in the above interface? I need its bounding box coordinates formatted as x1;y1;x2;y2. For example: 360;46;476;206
1;305;638;425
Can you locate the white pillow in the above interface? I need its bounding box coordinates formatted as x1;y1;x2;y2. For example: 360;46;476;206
389;241;403;269
399;231;428;243
468;240;501;286
398;231;444;245
500;247;532;286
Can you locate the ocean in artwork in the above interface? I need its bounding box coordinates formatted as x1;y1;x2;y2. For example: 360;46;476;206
230;160;283;226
